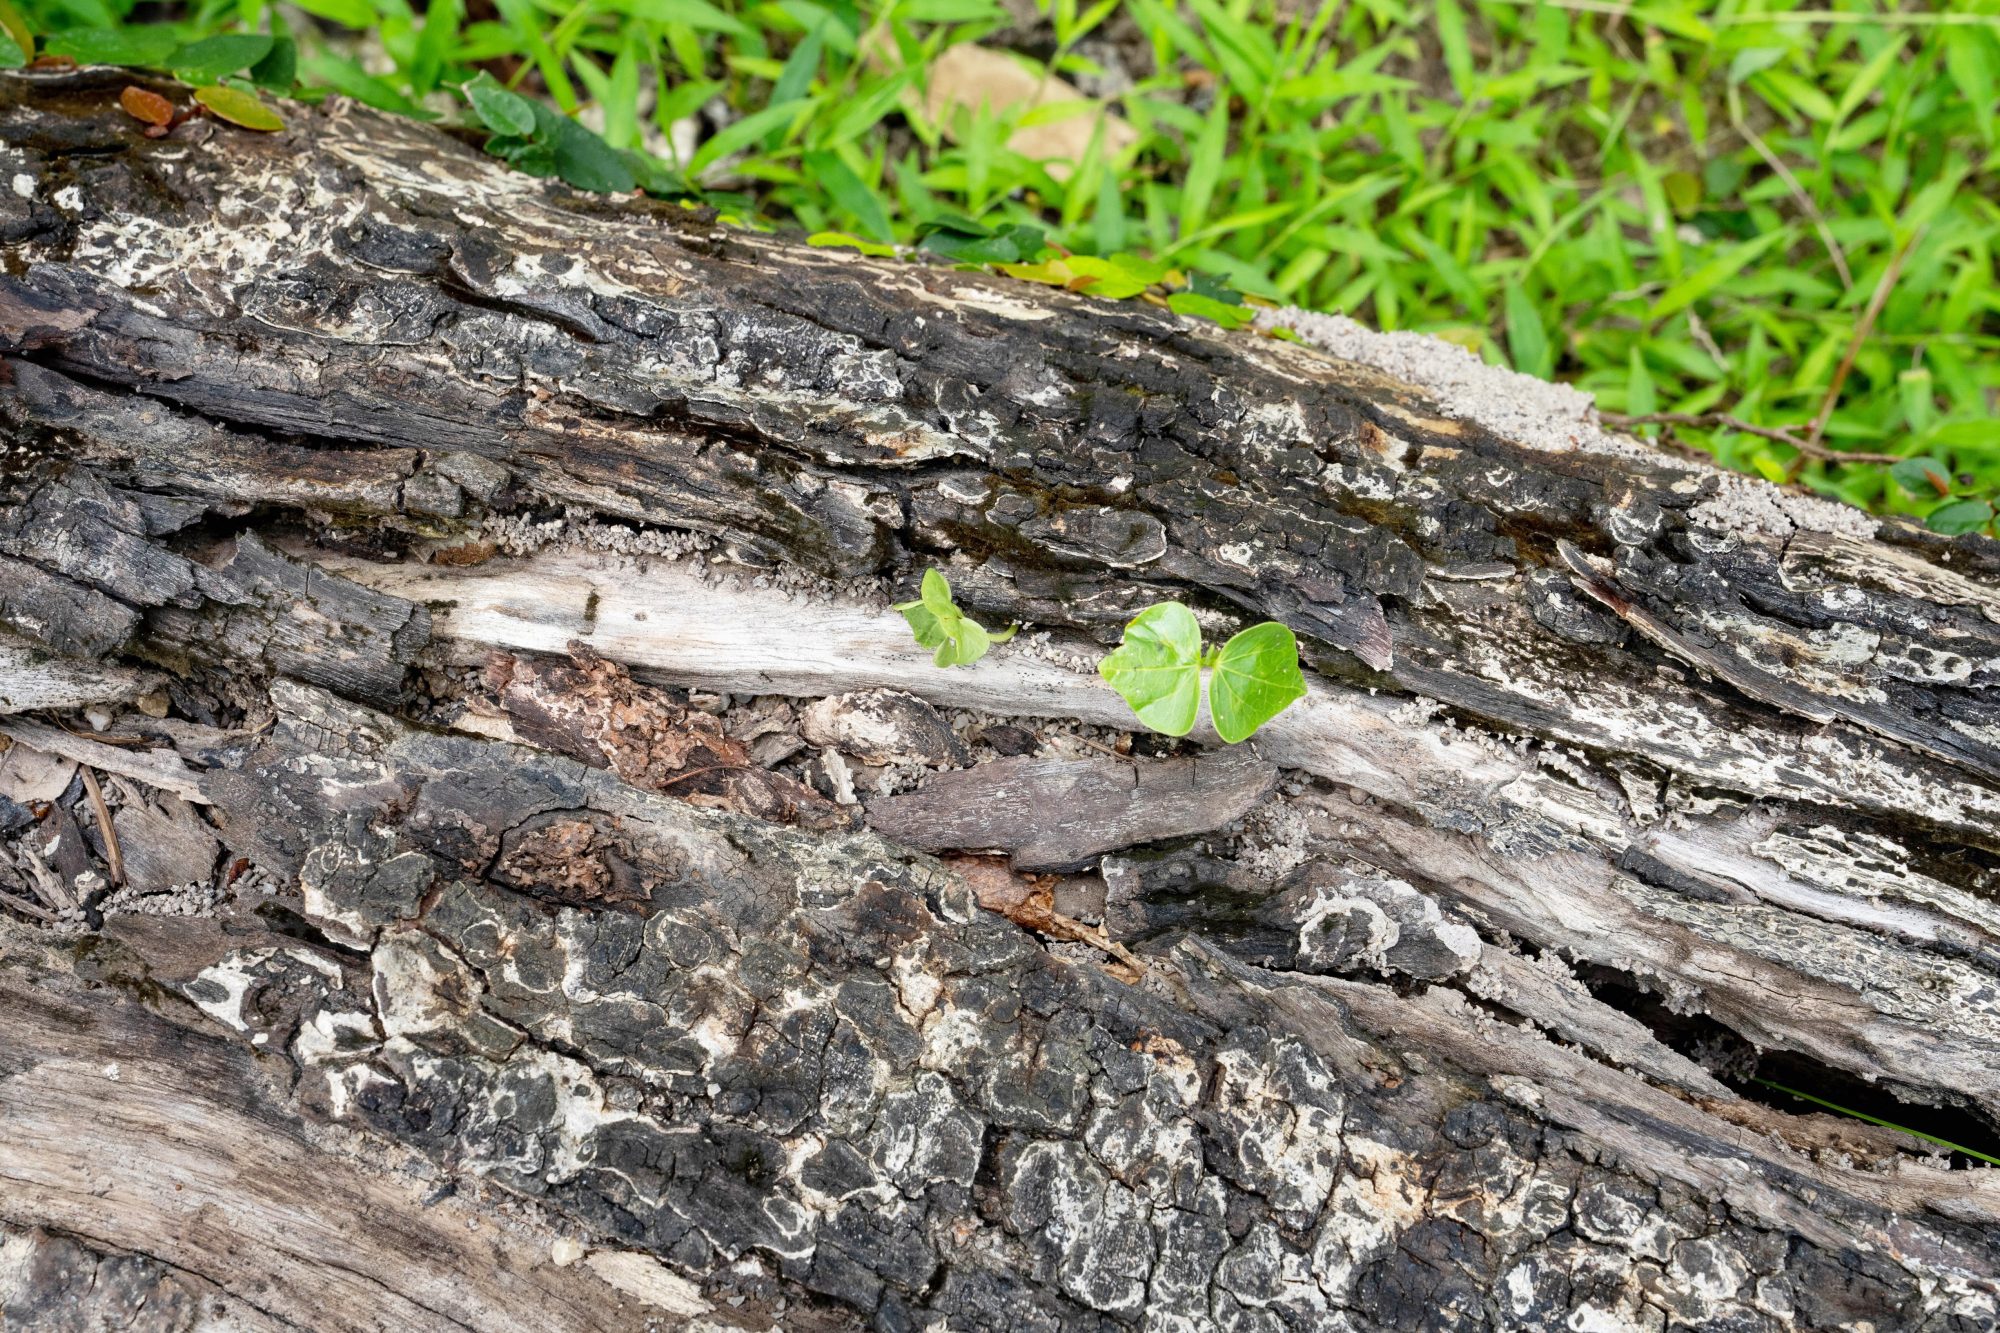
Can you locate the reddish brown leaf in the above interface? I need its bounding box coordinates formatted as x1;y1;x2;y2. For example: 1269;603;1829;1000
485;644;850;832
119;85;174;128
28;54;76;70
432;540;498;567
944;854;1145;982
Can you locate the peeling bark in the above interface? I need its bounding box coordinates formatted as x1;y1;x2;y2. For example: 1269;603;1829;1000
4;67;2000;1331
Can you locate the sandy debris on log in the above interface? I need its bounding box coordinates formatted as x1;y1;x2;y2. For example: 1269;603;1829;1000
464;511;896;607
1262;305;1879;542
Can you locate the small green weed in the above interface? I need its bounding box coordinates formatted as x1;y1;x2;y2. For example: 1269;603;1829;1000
1751;1077;2000;1168
895;568;1016;667
895;572;1304;742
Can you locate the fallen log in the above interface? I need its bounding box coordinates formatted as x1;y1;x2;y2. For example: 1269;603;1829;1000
4;65;2000;1331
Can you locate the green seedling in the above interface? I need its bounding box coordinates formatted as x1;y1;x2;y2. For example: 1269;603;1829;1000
1098;602;1305;744
895;568;1015;668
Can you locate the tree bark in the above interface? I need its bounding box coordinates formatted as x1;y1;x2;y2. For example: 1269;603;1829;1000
4;66;2000;1331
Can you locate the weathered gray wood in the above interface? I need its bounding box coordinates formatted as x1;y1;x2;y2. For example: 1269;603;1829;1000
332;551;2000;1130
0;927;785;1332
3;66;2000;1332
0;629;162;714
108;788;218;893
64;682;2000;1330
0;716;209;804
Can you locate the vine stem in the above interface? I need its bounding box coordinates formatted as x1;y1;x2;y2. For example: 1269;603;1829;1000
1600;410;1906;466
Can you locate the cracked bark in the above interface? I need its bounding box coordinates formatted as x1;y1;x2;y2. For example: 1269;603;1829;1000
3;66;2000;1331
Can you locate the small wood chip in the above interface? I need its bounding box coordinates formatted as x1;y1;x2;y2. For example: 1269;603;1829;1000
111;787;221;895
487;644;848;830
0;740;78;805
799;689;969;767
866;749;1278;870
78;766;123;887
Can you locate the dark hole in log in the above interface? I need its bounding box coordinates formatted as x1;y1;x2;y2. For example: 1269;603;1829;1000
1576;963;2000;1168
250;900;370;966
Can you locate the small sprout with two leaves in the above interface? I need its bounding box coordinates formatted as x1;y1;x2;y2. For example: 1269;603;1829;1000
895;569;1017;668
894;571;1306;742
1097;602;1306;743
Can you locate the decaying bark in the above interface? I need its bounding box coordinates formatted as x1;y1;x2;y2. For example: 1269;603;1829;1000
4;66;2000;1330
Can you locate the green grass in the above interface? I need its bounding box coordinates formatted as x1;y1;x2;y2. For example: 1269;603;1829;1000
8;0;2000;530
1751;1077;2000;1167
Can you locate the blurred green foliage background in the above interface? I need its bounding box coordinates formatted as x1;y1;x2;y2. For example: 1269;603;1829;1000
9;0;1999;529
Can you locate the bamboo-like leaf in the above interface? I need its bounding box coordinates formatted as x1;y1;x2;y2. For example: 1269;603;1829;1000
171;34;274;83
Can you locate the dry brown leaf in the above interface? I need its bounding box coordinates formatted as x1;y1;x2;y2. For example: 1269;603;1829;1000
486;644;849;831
903;43;1136;182
947;854;1144;982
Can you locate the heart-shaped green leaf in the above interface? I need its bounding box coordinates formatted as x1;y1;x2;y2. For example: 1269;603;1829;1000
935;617;991;668
1099;602;1203;736
1208;621;1306;743
1927;498;1994;536
917;220;1047;265
1890;457;1950;498
917;567;956;618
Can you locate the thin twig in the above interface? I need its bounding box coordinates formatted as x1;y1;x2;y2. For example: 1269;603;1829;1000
650;764;744;790
1686;310;1728;370
1730;93;1853;290
78;765;124;888
1485;0;2000;27
1601;410;1906;466
53;722;149;747
1064;732;1130;760
1805;225;1927;449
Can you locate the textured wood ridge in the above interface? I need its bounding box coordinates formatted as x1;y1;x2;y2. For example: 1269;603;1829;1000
3;67;2000;1331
